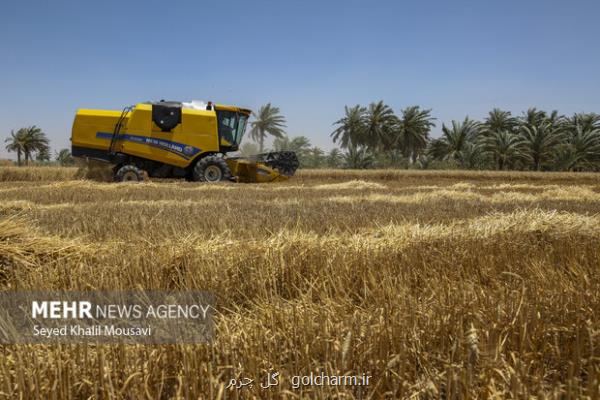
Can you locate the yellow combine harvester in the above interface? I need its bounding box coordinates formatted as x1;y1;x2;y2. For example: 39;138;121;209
71;101;298;182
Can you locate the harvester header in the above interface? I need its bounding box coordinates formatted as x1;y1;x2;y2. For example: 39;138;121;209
71;100;298;183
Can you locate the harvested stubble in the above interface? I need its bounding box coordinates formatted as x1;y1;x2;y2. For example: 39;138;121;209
0;166;78;182
0;168;600;399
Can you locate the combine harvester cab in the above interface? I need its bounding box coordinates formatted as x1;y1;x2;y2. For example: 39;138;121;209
71;101;299;183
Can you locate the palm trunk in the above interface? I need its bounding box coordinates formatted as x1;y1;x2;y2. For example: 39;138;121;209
259;132;264;153
16;151;22;166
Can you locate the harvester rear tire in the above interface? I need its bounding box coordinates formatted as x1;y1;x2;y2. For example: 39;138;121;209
193;156;232;183
115;164;145;182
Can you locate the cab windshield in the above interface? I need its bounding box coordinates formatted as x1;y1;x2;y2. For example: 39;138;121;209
216;110;249;146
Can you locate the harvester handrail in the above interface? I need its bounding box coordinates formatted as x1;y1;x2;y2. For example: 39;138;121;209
109;106;133;155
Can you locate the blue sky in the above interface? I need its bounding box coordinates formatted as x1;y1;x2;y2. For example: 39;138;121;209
1;0;600;158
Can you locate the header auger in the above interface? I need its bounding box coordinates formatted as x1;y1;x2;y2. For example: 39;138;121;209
70;100;299;183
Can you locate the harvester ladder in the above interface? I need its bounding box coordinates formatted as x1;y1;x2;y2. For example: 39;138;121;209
109;106;132;155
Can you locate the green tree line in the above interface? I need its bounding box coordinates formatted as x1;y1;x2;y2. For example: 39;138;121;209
330;103;600;171
253;101;600;171
6;103;600;171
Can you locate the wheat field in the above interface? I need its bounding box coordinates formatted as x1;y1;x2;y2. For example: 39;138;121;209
0;167;599;399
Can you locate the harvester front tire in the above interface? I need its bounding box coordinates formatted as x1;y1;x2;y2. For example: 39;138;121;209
115;164;145;182
193;156;232;183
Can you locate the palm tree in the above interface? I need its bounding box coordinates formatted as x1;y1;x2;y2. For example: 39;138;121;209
398;106;435;162
273;135;311;154
484;108;518;133
56;148;74;166
363;101;399;150
415;153;434;170
520;108;548;130
344;145;374;169
326;148;344;168
545;110;565;128
249;103;286;153
557;124;600;171
306;146;326;168
20;126;49;164
520;122;564;170
551;114;600;171
331;105;366;149
434;117;481;166
480;130;529;170
36;146;51;162
375;148;407;168
5;129;26;166
426;138;449;161
566;113;600;132
460;142;484;169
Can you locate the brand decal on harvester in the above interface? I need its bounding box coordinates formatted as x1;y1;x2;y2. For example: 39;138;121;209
96;132;201;159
